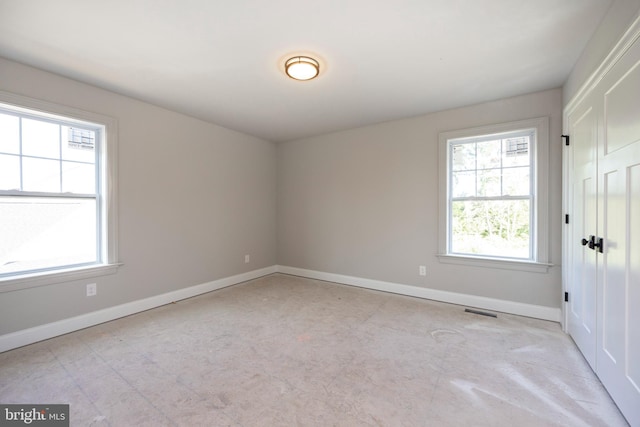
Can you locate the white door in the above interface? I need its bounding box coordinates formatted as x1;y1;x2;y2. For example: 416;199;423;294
566;33;640;426
594;37;640;427
567;101;598;370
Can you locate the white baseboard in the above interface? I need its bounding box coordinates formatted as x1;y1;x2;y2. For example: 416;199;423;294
276;265;561;322
0;266;277;353
1;264;561;353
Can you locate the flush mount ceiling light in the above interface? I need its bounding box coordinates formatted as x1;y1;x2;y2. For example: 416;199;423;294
285;56;320;81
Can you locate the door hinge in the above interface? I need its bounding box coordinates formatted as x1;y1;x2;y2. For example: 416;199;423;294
564;292;569;302
562;134;570;146
565;214;569;224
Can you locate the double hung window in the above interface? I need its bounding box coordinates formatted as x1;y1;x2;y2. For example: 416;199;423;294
438;117;550;271
0;93;118;289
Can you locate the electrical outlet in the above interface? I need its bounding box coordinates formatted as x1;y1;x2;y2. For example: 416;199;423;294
86;283;97;297
419;266;427;276
245;254;250;263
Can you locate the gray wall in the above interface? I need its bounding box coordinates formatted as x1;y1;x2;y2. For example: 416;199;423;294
0;58;278;335
278;88;563;308
4;0;637;337
564;0;640;103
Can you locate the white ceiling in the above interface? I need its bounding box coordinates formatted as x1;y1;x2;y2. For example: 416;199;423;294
0;0;611;142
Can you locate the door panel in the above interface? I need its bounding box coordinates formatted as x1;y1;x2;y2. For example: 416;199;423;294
566;29;640;427
604;61;640;154
567;105;598;369
597;144;640;426
601;169;624;363
628;164;640;390
596;38;640;426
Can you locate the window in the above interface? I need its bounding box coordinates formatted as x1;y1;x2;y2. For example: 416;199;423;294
0;92;118;290
438;117;550;272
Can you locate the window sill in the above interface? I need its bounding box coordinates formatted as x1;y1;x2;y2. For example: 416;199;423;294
0;263;122;293
437;254;552;273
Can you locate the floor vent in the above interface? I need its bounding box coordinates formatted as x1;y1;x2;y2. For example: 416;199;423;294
464;308;497;318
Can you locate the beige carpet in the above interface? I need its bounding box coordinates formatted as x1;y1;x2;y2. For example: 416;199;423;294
0;274;627;426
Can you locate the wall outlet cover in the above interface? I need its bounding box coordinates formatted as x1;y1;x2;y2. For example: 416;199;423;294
86;283;97;297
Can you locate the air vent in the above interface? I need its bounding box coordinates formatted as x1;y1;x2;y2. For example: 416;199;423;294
464;308;497;318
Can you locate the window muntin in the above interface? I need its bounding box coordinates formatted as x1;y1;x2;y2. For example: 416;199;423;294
447;129;536;261
438;117;549;272
0;106;104;278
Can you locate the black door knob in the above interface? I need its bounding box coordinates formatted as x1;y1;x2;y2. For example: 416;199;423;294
593;237;603;253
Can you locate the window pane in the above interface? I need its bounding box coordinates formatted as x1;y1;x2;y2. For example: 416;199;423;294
0;113;20;154
0;154;20;190
477;169;501;197
22;157;60;192
452;143;475;171
476;139;501;169
452;171;476;197
503;137;530;167
62;161;95;194
503;167;530;196
0;197;97;275
0;97;113;281
451;199;530;259
22;118;60;159
62;126;96;163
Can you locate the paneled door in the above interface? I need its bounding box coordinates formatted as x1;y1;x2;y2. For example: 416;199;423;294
595;36;640;426
566;99;598;370
565;31;640;426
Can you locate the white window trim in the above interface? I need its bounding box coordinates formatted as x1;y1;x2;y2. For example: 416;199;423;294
437;117;552;273
0;91;120;292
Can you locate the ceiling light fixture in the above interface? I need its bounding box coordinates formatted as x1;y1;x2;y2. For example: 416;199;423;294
285;56;320;81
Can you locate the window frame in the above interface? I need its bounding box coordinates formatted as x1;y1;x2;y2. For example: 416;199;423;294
0;91;120;292
438;117;551;273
